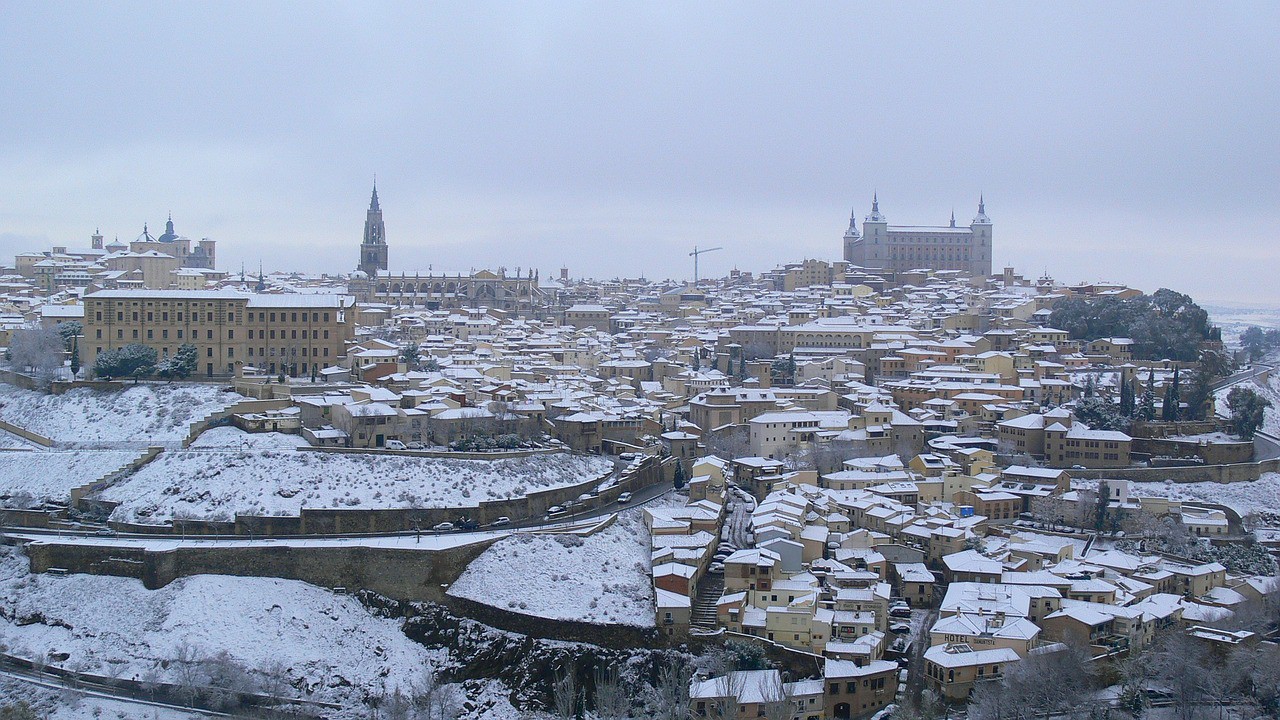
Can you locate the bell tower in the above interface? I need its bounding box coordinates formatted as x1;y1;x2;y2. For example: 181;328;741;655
358;182;389;277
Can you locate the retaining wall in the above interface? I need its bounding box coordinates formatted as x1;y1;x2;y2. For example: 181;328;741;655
1071;458;1280;484
69;446;164;504
24;537;500;602
0;418;53;447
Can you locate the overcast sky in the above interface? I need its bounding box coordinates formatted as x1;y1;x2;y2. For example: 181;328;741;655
1;2;1276;304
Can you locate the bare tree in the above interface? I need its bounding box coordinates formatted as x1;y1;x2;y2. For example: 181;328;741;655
709;671;746;720
648;659;692;720
553;660;580;719
412;666;460;720
760;671;794;720
172;641;208;707
7;327;65;387
593;664;631;720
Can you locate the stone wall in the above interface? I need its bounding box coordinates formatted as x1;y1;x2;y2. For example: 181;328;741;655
1132;436;1254;465
24;537;499;602
0;418;52;447
182;398;294;447
1070;458;1280;484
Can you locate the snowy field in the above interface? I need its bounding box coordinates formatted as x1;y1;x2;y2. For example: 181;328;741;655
0;383;245;445
1082;473;1280;518
0;547;442;713
0;449;147;507
99;450;614;524
188;425;310;450
1206;302;1280;345
447;502;663;627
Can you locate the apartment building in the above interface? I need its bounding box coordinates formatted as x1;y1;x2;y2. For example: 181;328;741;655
83;289;355;378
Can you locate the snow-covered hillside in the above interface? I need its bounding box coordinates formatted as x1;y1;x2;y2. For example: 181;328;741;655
0;547;442;712
100;450;614;523
447;503;658;627
0;383;245;444
0;449;147;507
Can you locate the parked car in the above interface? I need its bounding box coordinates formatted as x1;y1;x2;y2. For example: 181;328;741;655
546;505;566;517
491;516;511;526
431;522;455;532
889;623;911;635
406;441;426;450
617;492;633;504
385;439;407;450
457;519;479;531
889;602;912;617
708;562;724;575
619;452;637;461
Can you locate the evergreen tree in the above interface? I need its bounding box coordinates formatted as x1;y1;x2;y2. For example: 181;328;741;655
1119;375;1134;417
1183;370;1214;421
1162;368;1181;422
94;343;157;382
1139;370;1157;421
672;460;687;490
1227;387;1272;439
69;340;80;378
738;356;747;378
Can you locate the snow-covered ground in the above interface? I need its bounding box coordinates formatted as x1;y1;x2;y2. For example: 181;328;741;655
0;449;147;507
0;547;442;714
1082;473;1280;517
447;502;661;627
1206;302;1280;346
0;383;245;445
99;450;614;524
188;425;310;450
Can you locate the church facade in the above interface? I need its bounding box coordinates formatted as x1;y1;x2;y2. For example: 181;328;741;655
347;184;544;313
842;195;992;276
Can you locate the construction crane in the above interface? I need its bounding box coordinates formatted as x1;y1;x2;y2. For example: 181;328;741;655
689;245;723;285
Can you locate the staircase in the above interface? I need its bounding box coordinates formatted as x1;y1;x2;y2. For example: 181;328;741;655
691;573;724;630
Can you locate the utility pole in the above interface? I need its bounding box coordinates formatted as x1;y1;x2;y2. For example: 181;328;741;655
689;245;723;285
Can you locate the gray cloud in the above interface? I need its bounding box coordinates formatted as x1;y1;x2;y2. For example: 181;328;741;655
1;2;1276;302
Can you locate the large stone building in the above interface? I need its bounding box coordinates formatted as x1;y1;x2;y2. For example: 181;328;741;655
83;289;355;378
842;195;992;276
347;185;544;313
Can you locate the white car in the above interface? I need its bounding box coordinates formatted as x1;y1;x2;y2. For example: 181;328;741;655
385;439;407;450
617;492;632;504
491;516;510;526
431;522;455;532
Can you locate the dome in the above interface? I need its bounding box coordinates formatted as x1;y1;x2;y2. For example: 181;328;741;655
157;216;179;243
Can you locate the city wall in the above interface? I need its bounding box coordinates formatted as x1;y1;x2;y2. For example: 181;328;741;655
1070;458;1280;484
23;537;499;602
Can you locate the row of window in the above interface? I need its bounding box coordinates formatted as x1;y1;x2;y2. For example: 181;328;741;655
94;310;333;324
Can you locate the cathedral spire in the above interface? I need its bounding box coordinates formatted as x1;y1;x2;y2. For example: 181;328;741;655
370;180;380;212
950;209;956;228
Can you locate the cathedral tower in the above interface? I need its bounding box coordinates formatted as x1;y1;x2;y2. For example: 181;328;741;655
358;182;388;277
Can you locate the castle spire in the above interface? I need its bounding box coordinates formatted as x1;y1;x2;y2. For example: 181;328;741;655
950;209;956;228
872;192;879;213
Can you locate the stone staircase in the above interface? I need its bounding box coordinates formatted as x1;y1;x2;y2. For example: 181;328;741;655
691;573;724;630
